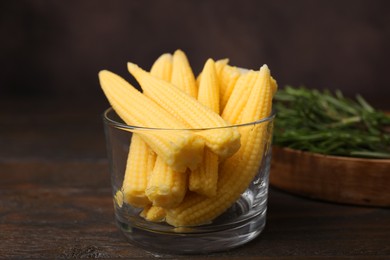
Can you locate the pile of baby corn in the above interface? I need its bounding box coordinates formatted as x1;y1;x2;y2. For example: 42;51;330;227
99;50;277;227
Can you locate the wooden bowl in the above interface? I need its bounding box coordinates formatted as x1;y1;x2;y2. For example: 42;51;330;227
270;146;390;207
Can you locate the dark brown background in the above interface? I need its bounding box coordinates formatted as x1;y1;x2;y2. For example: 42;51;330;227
1;1;390;258
1;0;390;110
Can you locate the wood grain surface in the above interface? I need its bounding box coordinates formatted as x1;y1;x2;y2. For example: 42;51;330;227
1;160;390;259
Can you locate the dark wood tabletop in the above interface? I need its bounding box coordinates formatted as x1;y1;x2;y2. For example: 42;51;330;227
1;98;389;259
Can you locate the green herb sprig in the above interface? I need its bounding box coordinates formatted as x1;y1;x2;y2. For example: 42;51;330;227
273;86;390;159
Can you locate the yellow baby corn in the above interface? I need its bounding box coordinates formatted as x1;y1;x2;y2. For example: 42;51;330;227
127;62;241;158
140;205;166;222
148;51;194;210
189;58;220;197
240;65;273;123
150;53;173;81
171;49;198;98
165;65;273;227
99;70;204;172
189;149;219;197
215;59;229;75
221;70;259;124
196;58;220;113
219;64;241;110
196;58;228;86
145;51;198;208
122;134;156;207
146;156;188;208
122;55;172;208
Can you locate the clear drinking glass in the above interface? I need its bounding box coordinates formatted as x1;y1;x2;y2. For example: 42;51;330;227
103;107;275;254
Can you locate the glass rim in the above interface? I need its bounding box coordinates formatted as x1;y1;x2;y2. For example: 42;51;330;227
103;107;275;131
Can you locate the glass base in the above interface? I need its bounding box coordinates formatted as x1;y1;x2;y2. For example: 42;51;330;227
116;202;267;255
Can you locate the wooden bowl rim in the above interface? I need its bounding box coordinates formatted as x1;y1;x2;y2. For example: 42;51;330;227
273;146;390;164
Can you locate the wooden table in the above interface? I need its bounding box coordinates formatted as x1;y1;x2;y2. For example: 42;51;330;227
1;98;389;259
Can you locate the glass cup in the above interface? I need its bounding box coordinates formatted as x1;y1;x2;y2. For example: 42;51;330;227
103;107;274;254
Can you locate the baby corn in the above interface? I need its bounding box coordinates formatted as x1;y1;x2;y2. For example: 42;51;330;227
140;205;166;222
146;156;188;208
150;53;173;81
197;59;220;113
99;70;204;172
127;62;241;158
190;59;220;197
189;59;219;197
171;49;198;98
146;53;191;209
122;134;155;207
219;63;241;110
196;58;228;87
222;70;259;124
122;54;173;207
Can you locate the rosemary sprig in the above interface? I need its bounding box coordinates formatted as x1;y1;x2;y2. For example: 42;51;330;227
273;86;390;159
